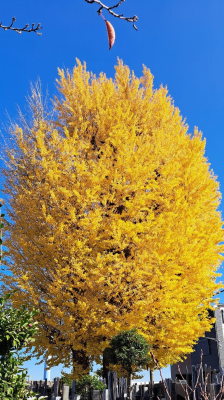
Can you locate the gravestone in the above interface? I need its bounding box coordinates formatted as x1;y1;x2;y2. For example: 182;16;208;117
62;384;69;400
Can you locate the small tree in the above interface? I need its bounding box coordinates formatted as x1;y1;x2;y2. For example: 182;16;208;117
0;292;39;399
0;204;39;399
76;375;106;400
107;329;151;400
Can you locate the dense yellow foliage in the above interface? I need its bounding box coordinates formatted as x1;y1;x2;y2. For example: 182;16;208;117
2;60;224;376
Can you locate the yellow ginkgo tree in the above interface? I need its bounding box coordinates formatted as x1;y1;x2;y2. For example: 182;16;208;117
1;60;224;377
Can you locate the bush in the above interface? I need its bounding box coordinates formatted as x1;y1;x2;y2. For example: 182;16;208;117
76;375;106;400
0;292;39;399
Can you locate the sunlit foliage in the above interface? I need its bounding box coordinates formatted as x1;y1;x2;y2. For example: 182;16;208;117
2;60;224;377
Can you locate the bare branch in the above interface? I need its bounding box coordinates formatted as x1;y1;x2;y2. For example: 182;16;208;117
85;0;138;29
150;351;171;400
0;17;42;35
176;365;192;399
152;348;224;400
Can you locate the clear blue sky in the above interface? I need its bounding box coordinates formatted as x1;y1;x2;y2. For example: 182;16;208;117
1;0;224;381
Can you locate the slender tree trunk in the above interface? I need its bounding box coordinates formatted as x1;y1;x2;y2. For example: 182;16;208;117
103;350;110;385
127;373;132;400
149;369;154;398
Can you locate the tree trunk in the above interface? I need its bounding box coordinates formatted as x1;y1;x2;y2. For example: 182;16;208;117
127;373;132;400
103;350;110;385
72;348;90;376
149;369;154;398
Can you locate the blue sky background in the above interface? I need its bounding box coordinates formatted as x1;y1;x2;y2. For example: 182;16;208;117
1;0;224;381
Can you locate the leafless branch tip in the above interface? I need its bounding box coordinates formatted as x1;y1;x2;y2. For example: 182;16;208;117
0;17;42;35
85;0;138;28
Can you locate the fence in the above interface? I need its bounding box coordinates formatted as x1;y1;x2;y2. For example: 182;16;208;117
26;366;224;400
26;374;165;400
27;378;75;399
163;363;224;400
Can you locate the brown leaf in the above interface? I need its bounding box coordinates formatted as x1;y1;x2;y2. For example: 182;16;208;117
105;20;115;50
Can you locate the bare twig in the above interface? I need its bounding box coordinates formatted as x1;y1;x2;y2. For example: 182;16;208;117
151;348;224;400
199;371;212;400
150;351;171;400
176;351;203;400
0;17;42;35
193;350;204;392
176;365;191;400
85;0;138;29
215;373;224;400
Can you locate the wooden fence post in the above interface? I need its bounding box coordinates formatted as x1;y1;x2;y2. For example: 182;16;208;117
196;364;203;400
43;378;47;395
215;383;221;397
209;383;215;399
113;372;117;400
71;380;76;400
191;365;197;400
164;379;171;400
108;372;112;400
207;366;211;387
54;378;58;397
124;378;127;398
32;381;37;393
58;377;61;396
159;381;164;400
185;366;190;399
170;382;177;400
120;377;124;400
204;364;210;398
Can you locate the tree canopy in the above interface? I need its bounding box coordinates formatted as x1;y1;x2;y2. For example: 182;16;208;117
106;329;151;399
107;329;151;375
1;60;224;377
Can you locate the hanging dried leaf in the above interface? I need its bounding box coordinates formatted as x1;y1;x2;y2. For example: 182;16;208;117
105;20;115;50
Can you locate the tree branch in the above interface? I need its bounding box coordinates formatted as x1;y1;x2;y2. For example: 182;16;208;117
0;17;42;35
85;0;138;29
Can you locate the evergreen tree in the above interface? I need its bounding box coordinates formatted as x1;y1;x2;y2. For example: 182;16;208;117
107;329;151;399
